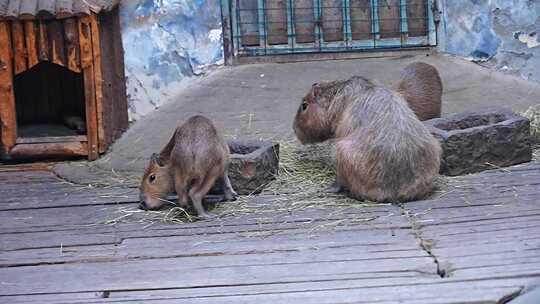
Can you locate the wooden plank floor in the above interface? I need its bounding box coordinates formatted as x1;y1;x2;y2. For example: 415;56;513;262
0;162;539;303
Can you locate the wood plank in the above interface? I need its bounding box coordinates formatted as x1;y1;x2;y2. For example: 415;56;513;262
47;19;66;67
294;0;315;43
266;0;287;45
321;0;343;42
89;13;104;154
406;0;427;37
19;0;38;20
350;0;372;40
63;17;81;72
0;21;17;155
37;19;49;60
78;15;98;160
109;7;128;143
23;20;39;68
15;135;87;144
378;0;400;38
11;20;27;74
8;142;88;159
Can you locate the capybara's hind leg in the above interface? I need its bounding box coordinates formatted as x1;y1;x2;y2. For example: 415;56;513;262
325;177;346;193
189;168;222;219
222;169;237;201
174;176;189;208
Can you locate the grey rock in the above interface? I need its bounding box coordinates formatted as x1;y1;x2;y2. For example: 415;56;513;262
211;140;280;195
425;108;533;176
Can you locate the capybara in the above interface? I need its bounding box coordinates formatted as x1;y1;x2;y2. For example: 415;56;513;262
293;76;441;202
139;115;236;219
397;62;443;121
63;114;86;134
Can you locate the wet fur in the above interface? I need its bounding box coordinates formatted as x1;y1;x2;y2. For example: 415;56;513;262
397;62;443;121
139;115;236;218
294;76;441;202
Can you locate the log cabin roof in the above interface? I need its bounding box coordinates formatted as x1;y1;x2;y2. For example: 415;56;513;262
0;0;120;20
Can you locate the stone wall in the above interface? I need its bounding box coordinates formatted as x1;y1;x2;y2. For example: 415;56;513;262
438;0;540;83
119;0;223;120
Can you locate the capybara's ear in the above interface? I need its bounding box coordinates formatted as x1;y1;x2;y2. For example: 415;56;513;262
312;83;323;97
150;153;164;167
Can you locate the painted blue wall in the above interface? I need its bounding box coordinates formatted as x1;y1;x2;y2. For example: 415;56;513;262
119;0;224;119
439;0;540;82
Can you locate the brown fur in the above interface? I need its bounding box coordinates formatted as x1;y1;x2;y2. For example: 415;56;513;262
293;76;441;202
397;62;443;121
139;115;236;218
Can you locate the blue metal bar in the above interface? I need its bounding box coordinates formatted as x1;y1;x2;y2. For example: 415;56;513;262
287;0;295;48
258;0;266;48
427;0;436;45
343;0;351;47
400;0;408;44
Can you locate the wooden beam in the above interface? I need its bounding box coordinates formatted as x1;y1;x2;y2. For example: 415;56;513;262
16;135;87;144
19;0;38;20
63;18;80;72
56;0;73;19
47;20;66;67
78;15;98;160
9;142;88;159
89;13;105;153
11;20;28;75
37;20;49;61
24;21;39;68
0;21;17;155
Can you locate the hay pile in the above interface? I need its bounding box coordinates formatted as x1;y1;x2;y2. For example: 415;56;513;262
523;104;540;143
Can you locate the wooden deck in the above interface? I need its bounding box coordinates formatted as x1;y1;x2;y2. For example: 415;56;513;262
1;162;539;303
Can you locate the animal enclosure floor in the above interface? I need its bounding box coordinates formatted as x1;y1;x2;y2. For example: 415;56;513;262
1;163;540;303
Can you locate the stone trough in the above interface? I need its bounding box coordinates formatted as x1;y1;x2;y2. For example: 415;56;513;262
211;140;280;195
425;109;533;176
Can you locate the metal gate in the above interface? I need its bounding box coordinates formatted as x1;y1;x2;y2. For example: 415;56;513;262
226;0;436;56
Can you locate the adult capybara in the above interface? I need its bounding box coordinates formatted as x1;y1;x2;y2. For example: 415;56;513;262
293;76;441;202
397;62;443;121
139;115;236;219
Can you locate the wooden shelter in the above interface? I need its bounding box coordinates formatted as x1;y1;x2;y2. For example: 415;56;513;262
0;0;128;161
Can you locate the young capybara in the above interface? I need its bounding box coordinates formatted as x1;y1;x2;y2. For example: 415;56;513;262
139;115;236;219
293;76;441;202
397;62;443;121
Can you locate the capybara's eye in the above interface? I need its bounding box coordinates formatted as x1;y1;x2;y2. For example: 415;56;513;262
149;174;156;183
301;103;308;111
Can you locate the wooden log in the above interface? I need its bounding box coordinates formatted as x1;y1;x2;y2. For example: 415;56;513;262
16;135;87;144
47;20;66;67
378;0;401;38
89;13;104;153
37;20;49;60
0;21;17;155
19;0;38;20
24;21;39;68
37;0;55;19
11;20;28;75
56;0;73;19
72;0;91;16
63;18;80;72
110;7;128;141
8;142;88;159
78;15;98;160
350;0;372;40
5;0;20;19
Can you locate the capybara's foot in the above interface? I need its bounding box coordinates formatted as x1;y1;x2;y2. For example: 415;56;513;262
326;180;345;193
197;212;217;220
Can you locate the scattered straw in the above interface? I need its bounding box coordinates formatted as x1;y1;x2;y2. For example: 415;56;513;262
523;104;540;143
